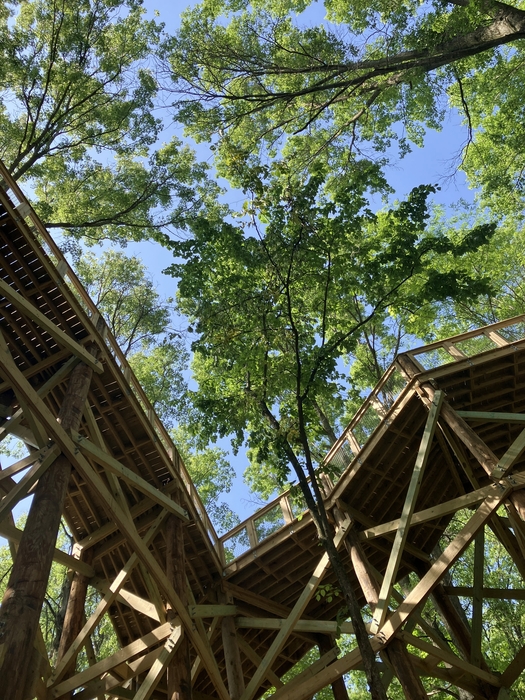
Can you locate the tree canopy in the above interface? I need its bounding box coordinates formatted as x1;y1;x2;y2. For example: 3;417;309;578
0;0;223;244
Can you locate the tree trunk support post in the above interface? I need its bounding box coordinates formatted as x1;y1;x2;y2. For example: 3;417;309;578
317;635;349;700
0;335;100;700
342;520;428;700
166;489;192;700
221;589;245;700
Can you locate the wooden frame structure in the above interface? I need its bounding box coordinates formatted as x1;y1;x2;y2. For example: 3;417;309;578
2;162;525;699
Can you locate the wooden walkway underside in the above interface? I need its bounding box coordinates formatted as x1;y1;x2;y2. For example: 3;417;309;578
2;164;525;699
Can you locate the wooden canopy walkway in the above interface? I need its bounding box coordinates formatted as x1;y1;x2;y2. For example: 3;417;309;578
1;162;525;700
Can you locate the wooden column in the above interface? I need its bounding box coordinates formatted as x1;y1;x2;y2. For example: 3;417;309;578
0;355;98;700
166;492;192;700
56;546;94;676
221;591;245;700
344;527;427;700
317;635;349;700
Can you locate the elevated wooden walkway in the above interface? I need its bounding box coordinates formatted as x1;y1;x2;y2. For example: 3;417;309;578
1;162;525;700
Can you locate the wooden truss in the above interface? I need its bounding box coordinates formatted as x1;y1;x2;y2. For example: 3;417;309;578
2;162;525;700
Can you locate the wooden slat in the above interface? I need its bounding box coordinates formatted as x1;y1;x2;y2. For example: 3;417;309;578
73;432;188;521
371;390;444;633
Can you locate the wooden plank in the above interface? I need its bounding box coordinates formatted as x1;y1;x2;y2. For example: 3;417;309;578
0;351;227;700
134;624;183;700
237;637;283;689
72;432;188;521
0;444;60;522
235;618;356;634
379;487;511;642
501;642;525;688
190;605;237;618
371;390;444;633
89;578;160;622
49;623;173;698
457;411;525;423
397;631;500;686
0;521;95;577
0;277;103;374
471;528;484;667
359;482;497;541
492;427;525;479
443;586;525;600
73;648;163;700
239;517;352;700
48;510;169;687
0;452;43;482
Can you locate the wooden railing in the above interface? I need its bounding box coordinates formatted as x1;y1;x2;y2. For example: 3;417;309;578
219;315;525;563
0;163;223;564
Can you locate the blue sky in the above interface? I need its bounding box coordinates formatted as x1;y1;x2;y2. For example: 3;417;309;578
2;0;479;538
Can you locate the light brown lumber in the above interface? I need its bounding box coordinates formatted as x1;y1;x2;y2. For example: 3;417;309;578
239;517;352;700
443;586;525;599
359;483;497;541
371;390;444;632
2;358;228;700
471;528;484;666
72;647;163;700
237;637;283;689
378;487;512;643
0;331;99;700
73;432;188;521
0;444;60;523
90;578;160;621
457;411;525;423
49;623;173;698
0;276;103;374
190;605;237;618
134;624;184;700
235;619;356;634
397;631;500;686
48;510;169;687
166;504;191;700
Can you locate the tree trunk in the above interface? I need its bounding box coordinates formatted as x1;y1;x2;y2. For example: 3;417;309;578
317;635;349;700
55;546;94;689
0;354;98;700
345;527;428;700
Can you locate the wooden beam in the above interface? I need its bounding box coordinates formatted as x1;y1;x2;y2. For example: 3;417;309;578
471;528;484;667
359;482;498;542
134;624;184;700
48;510;169;687
90;578;160;621
397;631;500;687
443;586;525;600
379;486;511;642
72;432;188;521
457;411;525;423
237;637;283;689
0;277;103;374
0;444;60;522
239;517;352;700
190;605;237;618
501;642;525;689
371;390;444;633
235;618;356;634
0;353;227;700
49;623;173;698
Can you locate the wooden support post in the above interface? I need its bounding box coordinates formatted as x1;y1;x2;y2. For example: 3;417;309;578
221;591;245;700
166;490;192;700
56;546;95;684
344;527;427;700
371;390;443;633
317;635;349;700
471;528;484;667
0;337;98;700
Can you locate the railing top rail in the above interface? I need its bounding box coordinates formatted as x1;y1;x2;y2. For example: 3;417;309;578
406;314;525;356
